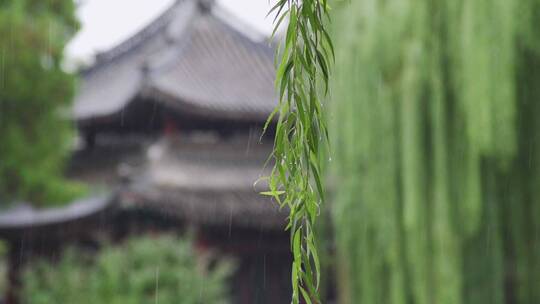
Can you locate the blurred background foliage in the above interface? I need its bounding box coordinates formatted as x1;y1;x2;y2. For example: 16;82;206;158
0;0;84;207
330;0;540;304
20;235;234;304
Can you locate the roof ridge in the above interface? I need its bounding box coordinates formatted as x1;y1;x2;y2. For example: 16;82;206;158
86;0;186;73
142;1;201;76
146;3;274;77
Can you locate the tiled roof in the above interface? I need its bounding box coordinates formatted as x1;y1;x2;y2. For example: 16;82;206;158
74;0;277;123
124;187;286;230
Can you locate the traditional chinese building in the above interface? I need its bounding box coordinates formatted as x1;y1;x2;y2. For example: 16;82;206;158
69;0;291;303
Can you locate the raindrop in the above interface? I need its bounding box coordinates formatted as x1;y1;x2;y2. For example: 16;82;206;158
528;142;533;168
149;100;158;128
246;126;254;155
0;48;4;89
262;254;267;289
228;209;233;238
0;48;4;123
155;267;160;304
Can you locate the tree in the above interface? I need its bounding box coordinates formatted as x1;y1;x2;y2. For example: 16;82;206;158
0;0;83;207
331;0;540;303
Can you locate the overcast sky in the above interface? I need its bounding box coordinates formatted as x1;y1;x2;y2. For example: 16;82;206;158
66;0;275;62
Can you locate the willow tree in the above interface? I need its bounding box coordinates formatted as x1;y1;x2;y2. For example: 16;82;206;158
0;0;82;207
330;1;540;303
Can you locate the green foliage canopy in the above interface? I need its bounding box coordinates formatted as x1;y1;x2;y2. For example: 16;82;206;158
0;0;83;207
331;0;540;303
21;235;234;304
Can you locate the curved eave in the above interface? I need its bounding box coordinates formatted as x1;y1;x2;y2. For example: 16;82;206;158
73;0;198;121
0;195;115;239
141;85;273;123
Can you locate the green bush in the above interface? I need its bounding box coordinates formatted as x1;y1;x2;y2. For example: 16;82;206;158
21;235;234;304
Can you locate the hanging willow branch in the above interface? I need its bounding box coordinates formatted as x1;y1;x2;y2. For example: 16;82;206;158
330;1;540;303
263;1;333;303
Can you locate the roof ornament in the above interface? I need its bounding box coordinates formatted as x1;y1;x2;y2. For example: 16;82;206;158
197;0;215;13
94;51;106;64
141;62;151;77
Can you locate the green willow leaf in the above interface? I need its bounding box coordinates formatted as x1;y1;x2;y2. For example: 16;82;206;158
266;1;333;303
